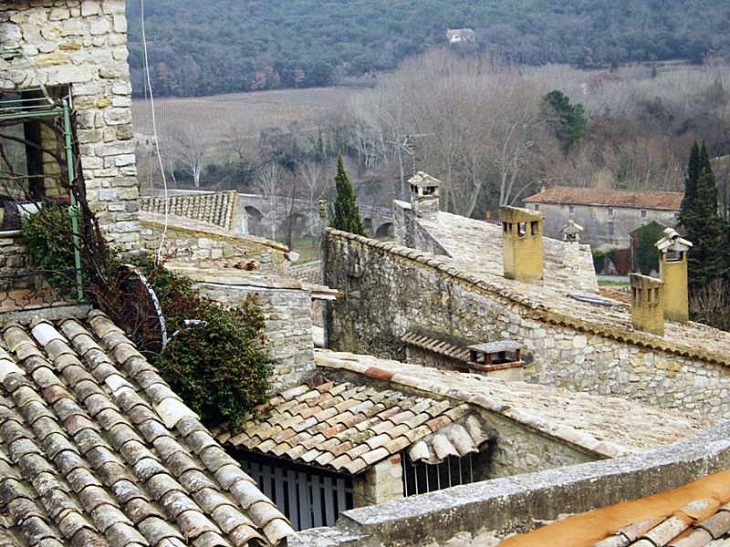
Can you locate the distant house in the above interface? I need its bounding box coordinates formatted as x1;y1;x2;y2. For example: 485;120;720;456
446;28;476;45
524;186;683;249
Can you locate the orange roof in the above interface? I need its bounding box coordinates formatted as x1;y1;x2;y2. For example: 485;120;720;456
501;469;730;547
524;186;683;211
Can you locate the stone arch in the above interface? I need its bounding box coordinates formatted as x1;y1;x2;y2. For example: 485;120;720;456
245;206;264;236
375;222;394;239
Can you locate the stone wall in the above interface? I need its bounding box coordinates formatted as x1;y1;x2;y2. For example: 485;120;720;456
140;213;291;276
393;201;449;256
323;230;730;416
353;457;404;508
0;0;140;252
529;202;678;249
0;233;29;280
182;270;315;394
291;420;730;547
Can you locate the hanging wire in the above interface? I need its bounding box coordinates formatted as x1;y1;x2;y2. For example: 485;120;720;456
139;0;169;262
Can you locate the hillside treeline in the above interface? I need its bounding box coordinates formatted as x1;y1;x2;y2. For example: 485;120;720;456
126;0;730;97
154;51;730;223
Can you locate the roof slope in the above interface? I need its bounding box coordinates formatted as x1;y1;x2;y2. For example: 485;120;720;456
216;378;489;475
313;351;706;457
140;192;239;231
386;207;730;366
0;310;293;547
502;469;730;547
524;186;683;210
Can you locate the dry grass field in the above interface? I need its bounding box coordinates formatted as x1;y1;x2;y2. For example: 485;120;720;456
132;87;364;151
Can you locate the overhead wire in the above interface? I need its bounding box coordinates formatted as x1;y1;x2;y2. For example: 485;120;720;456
139;0;169;262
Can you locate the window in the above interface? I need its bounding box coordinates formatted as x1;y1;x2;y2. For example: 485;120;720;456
607;207;614;216
608;221;615;236
502;222;510;234
517;222;527;237
534;204;540;211
402;447;492;497
239;451;353;531
568;205;575;214
641;209;647;219
530;221;539;236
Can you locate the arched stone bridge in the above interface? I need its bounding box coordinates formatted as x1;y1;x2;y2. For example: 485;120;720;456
238;193;393;240
156;190;394;241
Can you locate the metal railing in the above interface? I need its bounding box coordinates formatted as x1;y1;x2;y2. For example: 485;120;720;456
0;268;79;311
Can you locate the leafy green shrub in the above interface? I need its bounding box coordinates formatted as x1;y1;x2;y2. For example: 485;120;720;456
20;203;78;296
146;267;273;429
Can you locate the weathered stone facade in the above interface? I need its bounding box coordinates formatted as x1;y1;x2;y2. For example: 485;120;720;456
140;212;292;276
177;269;316;394
324;230;730;416
0;0;140;251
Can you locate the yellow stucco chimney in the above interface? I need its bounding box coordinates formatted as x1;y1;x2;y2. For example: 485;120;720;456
655;228;693;323
630;273;664;336
501;206;544;283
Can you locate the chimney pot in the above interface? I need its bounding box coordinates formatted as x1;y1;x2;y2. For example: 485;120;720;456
630;273;665;335
501;206;544;283
409;171;441;219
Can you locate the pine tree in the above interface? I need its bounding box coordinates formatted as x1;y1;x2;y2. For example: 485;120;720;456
331;155;366;235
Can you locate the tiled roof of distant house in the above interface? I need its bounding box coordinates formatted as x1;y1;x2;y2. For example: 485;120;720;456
0;309;294;546
524;186;683;210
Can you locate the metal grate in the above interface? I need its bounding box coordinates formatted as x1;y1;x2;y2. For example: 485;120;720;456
402;452;476;497
241;453;353;531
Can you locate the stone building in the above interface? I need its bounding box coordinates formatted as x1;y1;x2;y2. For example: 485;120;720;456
524;186;682;249
325;172;730;417
0;0;140;253
212;349;701;532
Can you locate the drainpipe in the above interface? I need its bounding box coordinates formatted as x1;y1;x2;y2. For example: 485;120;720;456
62;98;85;303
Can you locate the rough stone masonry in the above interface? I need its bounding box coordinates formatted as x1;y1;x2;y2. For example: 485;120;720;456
0;0;140;251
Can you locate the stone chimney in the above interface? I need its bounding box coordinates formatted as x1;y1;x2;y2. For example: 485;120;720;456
630;273;664;336
561;220;584;243
501;206;544;283
656;228;693;323
409;172;440;219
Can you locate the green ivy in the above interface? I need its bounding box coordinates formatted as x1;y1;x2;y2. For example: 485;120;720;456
146;267;273;429
20;203;77;297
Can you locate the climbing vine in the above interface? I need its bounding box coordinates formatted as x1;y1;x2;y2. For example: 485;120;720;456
143;266;273;429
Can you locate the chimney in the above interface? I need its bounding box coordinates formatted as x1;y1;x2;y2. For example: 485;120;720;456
630;273;664;336
655;228;692;323
501;206;544;283
561;219;584;243
409;172;440;219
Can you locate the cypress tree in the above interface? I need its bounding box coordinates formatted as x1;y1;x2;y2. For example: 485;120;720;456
678;142;701;235
683;143;728;289
331;155;366;235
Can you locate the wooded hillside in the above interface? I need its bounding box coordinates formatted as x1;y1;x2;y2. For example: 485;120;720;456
126;0;730;97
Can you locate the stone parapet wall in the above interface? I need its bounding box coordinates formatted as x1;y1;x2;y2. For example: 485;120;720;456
291;420;730;547
323;229;730;416
177;270;315;394
0;0;140;251
140;212;291;276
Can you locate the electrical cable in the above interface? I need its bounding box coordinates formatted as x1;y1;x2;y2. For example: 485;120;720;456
139;0;169;262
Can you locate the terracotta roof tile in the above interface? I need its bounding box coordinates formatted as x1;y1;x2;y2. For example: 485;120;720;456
139;191;239;230
0;310;293;547
524;186;683;210
221;376;487;475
